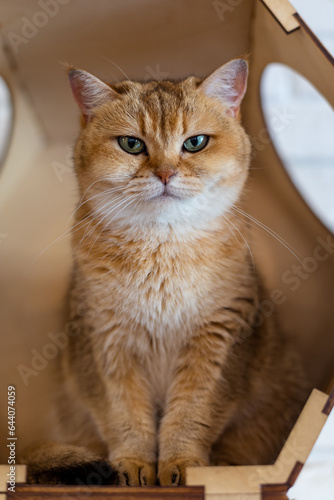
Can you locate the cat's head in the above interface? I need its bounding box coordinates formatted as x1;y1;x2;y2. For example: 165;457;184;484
68;59;251;231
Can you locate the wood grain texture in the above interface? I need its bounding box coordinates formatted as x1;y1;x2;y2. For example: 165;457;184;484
260;461;303;499
260;0;299;33
7;484;205;500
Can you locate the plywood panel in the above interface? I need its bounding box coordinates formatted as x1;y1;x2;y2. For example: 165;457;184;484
243;0;334;389
187;390;329;498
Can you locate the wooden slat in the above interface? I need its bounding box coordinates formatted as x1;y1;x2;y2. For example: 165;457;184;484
7;484;205;500
260;0;299;33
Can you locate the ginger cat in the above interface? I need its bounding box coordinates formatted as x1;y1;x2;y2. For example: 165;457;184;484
23;59;308;487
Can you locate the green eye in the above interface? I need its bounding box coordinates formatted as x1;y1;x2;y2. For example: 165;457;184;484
183;135;209;153
118;136;146;154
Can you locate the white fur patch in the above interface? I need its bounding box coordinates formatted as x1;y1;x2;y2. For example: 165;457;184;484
91;172;243;238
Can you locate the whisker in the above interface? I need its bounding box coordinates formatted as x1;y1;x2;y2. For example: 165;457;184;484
68;190;125;241
71;186;125;219
27;186;129;271
223;214;254;267
86;194;139;257
101;55;132;94
101;56;131;81
228;204;303;264
222;214;245;246
66;179;122;225
107;195;139;225
77;195;131;254
71;193;127;255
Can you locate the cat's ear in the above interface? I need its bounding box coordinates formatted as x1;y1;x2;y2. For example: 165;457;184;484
68;68;118;123
200;59;248;119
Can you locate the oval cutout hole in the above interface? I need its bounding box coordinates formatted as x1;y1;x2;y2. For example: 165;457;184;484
0;76;13;168
261;63;334;233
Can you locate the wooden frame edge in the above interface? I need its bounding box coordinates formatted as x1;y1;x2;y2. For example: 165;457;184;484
261;461;303;499
187;389;330;498
6;484;205;499
293;13;334;67
261;388;334;499
260;0;300;34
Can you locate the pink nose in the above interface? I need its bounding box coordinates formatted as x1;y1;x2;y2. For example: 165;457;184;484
155;170;176;185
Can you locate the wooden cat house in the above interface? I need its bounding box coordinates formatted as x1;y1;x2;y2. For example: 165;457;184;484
0;0;333;498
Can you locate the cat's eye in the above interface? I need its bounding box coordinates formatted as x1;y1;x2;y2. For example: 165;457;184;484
183;135;209;153
118;136;146;155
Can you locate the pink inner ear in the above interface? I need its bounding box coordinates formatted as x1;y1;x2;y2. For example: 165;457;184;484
68;69;93;122
68;69;117;123
231;68;247;112
201;59;248;118
229;63;248;117
68;71;88;115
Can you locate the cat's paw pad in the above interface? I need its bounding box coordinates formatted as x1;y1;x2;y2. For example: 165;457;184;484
112;459;156;486
158;458;206;486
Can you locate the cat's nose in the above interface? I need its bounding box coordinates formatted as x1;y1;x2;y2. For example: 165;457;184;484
155;169;176;185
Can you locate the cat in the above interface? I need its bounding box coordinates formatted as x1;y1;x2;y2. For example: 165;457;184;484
22;58;309;487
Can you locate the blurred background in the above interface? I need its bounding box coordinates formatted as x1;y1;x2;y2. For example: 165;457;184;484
0;0;333;498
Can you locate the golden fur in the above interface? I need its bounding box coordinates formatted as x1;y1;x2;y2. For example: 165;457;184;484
22;59;308;486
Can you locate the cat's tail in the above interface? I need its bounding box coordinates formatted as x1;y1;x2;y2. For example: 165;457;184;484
20;441;119;486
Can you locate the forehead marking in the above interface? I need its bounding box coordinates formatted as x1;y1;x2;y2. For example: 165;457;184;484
141;85;186;146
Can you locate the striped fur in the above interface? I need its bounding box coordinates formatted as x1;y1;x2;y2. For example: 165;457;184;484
22;60;309;486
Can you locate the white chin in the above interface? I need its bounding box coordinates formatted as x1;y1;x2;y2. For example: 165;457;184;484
150;193;182;202
96;184;243;231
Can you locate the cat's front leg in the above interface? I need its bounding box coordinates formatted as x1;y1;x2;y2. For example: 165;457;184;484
158;329;237;486
85;345;157;486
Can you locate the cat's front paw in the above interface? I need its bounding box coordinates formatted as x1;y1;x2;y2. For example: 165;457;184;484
112;459;156;486
158;458;207;486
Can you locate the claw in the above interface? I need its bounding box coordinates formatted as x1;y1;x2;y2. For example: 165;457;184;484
158;458;206;486
112;459;156;486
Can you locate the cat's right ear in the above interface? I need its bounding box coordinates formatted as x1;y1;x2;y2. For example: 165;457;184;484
67;68;118;123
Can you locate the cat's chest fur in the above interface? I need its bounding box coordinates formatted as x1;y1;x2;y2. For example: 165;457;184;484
76;223;243;342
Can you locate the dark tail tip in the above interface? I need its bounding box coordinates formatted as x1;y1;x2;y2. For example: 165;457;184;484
27;460;119;486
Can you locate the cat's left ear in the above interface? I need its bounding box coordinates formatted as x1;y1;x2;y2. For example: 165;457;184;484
200;59;248;119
